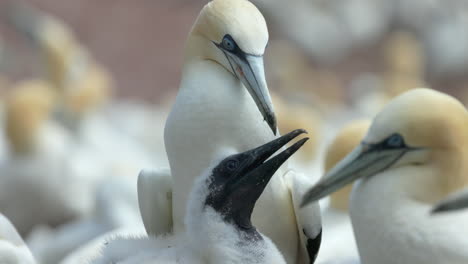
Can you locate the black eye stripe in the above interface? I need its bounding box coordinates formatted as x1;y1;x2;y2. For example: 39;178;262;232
362;133;407;150
215;34;248;61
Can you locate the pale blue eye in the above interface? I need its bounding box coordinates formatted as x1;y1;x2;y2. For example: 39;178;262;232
386;134;404;148
222;36;236;51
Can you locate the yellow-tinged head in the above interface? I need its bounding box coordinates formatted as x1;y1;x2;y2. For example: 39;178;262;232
185;0;276;134
302;88;468;206
63;62;112;117
325;120;371;211
367;89;467;151
189;0;268;58
5;80;57;154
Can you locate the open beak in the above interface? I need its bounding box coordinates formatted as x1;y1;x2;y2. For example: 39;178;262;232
231;129;308;191
225;129;308;227
224;52;277;135
301;143;408;207
432;189;468;214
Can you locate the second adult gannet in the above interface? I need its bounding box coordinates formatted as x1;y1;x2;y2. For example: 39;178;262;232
302;88;468;264
316;120;370;264
164;0;321;263
89;130;308;264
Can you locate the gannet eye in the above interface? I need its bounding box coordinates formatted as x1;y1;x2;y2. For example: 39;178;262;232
225;159;239;171
385;134;405;148
222;35;236;52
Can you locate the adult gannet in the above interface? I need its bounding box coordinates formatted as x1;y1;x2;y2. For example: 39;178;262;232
301;88;468;264
0;214;36;264
316;120;369;264
163;1;321;262
432;188;468;213
90;130;308;264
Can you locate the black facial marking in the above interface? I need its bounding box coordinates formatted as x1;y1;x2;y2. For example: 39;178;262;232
362;133;408;152
219;34;247;59
384;133;405;148
204;153;255;224
304;228;322;264
214;34;263;61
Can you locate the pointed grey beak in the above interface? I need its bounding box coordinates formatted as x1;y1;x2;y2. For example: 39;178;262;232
432;188;468;214
224;52;277;135
301;143;409;207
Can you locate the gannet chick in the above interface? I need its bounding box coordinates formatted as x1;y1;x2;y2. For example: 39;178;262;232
1;80;90;235
316;120;370;264
432;188;468;213
91;130;308;264
302;88;468;264
164;1;322;262
0;214;36;264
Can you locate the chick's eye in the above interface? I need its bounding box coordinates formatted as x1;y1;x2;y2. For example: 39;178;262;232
225;159;239;171
386;134;404;148
222;35;236;51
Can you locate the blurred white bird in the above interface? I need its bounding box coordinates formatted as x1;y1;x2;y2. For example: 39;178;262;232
0;80;93;235
0;213;36;264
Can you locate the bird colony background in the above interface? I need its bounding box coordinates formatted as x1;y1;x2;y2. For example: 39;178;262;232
0;0;467;263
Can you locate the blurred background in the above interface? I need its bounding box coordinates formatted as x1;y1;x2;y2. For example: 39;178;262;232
0;0;467;263
0;0;467;103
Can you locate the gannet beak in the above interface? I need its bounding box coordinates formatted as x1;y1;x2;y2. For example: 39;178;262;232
235;136;308;193
228;129;307;192
301;142;411;207
224;129;308;228
224;52;277;135
431;189;468;214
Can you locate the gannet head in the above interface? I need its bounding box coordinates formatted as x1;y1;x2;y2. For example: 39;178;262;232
61;62;112;120
187;0;276;134
324;120;371;211
5;80;56;154
302;88;468;207
188;129;308;236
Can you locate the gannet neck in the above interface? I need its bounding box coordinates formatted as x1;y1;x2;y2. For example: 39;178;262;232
350;165;468;264
186;183;267;263
430;146;468;201
166;56;276;227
